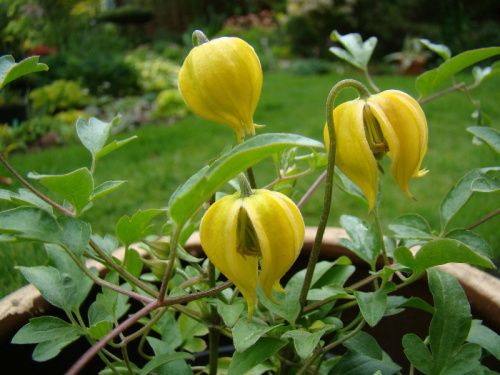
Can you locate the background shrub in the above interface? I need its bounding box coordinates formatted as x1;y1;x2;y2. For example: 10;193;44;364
29;80;89;114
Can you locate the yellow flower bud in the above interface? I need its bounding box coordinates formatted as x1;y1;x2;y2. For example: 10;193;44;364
324;89;428;210
179;34;263;142
200;189;304;317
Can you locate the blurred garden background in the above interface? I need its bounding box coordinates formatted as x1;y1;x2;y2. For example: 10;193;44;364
0;0;499;298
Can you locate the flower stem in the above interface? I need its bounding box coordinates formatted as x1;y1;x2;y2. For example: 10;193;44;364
297;79;371;318
192;30;209;46
373;208;390;266
208;261;221;375
238;172;254;197
158;223;182;301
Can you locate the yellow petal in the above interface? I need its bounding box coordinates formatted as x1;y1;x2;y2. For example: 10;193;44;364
368;90;428;198
199;193;259;316
325;99;379;210
179;37;262;141
243;190;304;302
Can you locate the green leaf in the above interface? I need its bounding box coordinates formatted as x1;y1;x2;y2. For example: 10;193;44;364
90;180;127;200
467;320;500;361
400;297;434;315
91;233;119;258
440;343;482;374
116;209;165;248
139;352;195;375
440;168;500;231
416;47;500;98
228;337;286;375
343;332;383;360
58;216;91;257
419;39;451;61
11;316;81;344
257;285;301;324
428;269;473;372
95;135;137;163
217;300;245;328
0;55;48;90
147;337;194;375
232;319;277;353
157;311;183;350
123;248;143;278
183;336;206;353
28;168;94;215
445;229;493;258
402;334;433;374
178;302;208;340
94;271;131;321
334;167;369;206
330;31;377;70
45;244;94;310
88;320;113;340
329;350;401;375
32;332;81;362
388;214;433;240
282;329;325;360
17;266;77;312
394;239;494;274
99;362;140;375
0;188;53;213
355;290;388;327
339;215;381;268
312;257;354;288
76;116;120;157
471;174;500;193
0;207;62;243
169;133;323;224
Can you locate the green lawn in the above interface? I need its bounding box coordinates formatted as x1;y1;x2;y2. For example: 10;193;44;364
1;71;499;298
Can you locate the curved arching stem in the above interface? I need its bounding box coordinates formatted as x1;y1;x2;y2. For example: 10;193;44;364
297;79;371;317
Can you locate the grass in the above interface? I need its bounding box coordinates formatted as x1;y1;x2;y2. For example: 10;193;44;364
0;71;499;298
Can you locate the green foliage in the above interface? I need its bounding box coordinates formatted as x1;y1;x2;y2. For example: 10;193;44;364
0;29;499;375
169;133;323;224
40;53;139;96
417;47;500;99
125;48;180;93
96;5;154;25
330;31;377;72
1;115;73;151
0;55;48;90
403;269;485;374
330;332;401;374
29;80;88;114
151;89;190;120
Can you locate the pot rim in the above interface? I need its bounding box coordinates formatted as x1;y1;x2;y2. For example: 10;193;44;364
1;226;499;342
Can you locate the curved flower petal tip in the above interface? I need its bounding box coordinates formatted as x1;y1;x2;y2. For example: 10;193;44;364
324;89;428;210
179;35;263;142
200;189;304;318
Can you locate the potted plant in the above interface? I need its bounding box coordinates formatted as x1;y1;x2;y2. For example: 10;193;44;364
0;30;499;375
384;37;432;75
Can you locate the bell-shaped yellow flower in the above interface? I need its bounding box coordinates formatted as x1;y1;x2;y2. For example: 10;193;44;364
324;89;428;210
179;34;263;142
200;189;304;317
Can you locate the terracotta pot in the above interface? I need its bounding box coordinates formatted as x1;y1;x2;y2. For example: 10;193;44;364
1;227;500;372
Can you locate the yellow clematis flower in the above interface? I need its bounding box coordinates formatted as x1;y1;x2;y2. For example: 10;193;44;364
324;89;428;210
200;188;304;317
178;34;263;142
